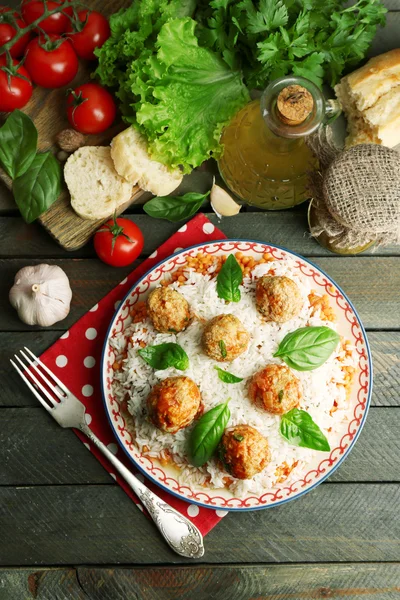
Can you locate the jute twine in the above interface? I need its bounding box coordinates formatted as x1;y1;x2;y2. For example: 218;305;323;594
307;128;400;249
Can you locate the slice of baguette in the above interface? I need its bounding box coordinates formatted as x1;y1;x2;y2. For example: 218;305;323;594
111;127;183;196
64;146;134;220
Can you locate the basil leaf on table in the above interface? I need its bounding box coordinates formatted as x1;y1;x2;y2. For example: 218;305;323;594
143;191;209;222
12;152;61;224
280;408;330;452
138;342;189;371
274;326;340;371
214;366;243;383
217;254;242;302
0;110;37;179
189;399;231;467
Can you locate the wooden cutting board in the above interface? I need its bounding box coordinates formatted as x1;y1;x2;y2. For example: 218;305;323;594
0;0;148;251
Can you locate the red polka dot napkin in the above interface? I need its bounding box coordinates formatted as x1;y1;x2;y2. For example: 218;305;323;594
40;214;228;536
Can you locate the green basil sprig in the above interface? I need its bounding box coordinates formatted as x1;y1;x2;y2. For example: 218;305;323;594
189;399;231;467
280;408;330;452
143;191;209;222
216;254;242;302
138;342;189;371
0;110;37;179
214;366;243;383
274;326;340;371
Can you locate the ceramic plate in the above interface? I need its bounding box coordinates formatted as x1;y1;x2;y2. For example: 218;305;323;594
101;240;372;511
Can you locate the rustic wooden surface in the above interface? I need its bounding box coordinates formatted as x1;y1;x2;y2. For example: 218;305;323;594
0;1;400;598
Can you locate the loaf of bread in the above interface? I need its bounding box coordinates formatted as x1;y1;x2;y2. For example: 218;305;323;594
335;49;400;148
64;146;133;220
111;127;183;196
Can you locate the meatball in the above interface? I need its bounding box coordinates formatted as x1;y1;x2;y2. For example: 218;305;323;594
202;314;250;362
255;275;302;323
248;364;302;415
217;425;271;479
147;376;202;434
147;287;191;333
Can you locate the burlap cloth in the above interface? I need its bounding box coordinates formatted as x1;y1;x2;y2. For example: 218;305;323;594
307;128;400;249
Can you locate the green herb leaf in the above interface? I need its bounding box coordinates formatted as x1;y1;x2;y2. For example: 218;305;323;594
214;366;243;383
219;340;227;358
0;110;37;179
280;408;330;451
12;152;61;224
143;191;209;222
278;389;284;402
138;342;189;371
274;326;340;371
189;399;231;466
233;433;244;442
217;254;242;302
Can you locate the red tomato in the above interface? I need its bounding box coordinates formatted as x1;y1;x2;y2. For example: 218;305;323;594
24;34;78;88
66;10;110;60
21;0;68;34
0;8;31;58
94;217;144;267
0;57;33;111
66;83;116;134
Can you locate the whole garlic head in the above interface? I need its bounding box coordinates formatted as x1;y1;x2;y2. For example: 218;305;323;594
9;264;72;327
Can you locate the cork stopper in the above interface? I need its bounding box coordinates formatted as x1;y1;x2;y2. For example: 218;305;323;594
276;85;314;126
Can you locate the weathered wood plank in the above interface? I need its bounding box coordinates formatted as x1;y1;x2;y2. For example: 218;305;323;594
369;12;400;56
2;212;400;259
0;407;396;485
0;484;399;564
1;257;398;331
1;564;400;600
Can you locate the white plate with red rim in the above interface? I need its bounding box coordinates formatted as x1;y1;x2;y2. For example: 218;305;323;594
101;240;372;511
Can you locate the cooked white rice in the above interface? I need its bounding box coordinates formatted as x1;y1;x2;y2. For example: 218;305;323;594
110;258;356;497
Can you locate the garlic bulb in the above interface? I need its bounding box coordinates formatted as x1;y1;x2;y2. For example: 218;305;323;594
9;264;72;327
210;181;241;218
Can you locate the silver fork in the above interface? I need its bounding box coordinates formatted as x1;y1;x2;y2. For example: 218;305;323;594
11;347;204;559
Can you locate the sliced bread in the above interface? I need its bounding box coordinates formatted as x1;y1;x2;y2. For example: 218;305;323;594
64;146;134;220
111;127;183;196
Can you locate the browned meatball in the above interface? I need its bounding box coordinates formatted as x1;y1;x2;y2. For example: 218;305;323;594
147;287;191;333
147;376;202;434
202;314;250;362
248;364;302;415
217;425;271;479
255;275;302;323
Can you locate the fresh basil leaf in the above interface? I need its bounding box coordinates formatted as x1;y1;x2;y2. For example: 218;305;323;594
0;110;37;179
189;399;231;467
280;408;330;452
12;152;61;223
138;342;189;371
219;340;227;358
214;366;243;383
143;191;209;222
274;326;340;371
217;254;242;302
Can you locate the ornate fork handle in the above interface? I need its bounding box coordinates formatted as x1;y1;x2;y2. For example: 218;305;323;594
80;423;204;558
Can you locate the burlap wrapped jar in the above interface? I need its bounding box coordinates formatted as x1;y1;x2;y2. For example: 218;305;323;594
307;129;400;252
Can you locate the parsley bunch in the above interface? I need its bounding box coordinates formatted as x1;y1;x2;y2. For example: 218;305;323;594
194;0;387;88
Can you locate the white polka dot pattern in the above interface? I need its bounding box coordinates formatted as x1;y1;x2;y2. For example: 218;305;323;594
203;222;215;234
84;413;92;425
84;356;96;368
85;328;97;340
55;355;68;368
187;504;200;517
82;385;94;397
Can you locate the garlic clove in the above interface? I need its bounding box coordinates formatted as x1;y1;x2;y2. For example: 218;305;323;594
210;182;241;218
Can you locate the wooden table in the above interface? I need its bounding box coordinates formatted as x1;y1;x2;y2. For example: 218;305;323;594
1;2;400;598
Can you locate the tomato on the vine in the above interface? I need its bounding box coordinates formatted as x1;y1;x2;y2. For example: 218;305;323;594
94;216;144;268
66;10;110;60
21;0;69;34
0;8;31;58
24;34;78;88
0;56;33;111
66;83;116;134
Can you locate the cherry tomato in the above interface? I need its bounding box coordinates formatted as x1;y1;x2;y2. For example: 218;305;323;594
0;56;33;111
24;34;78;88
21;0;68;34
67;83;116;134
94;217;144;268
0;8;31;58
66;10;110;60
